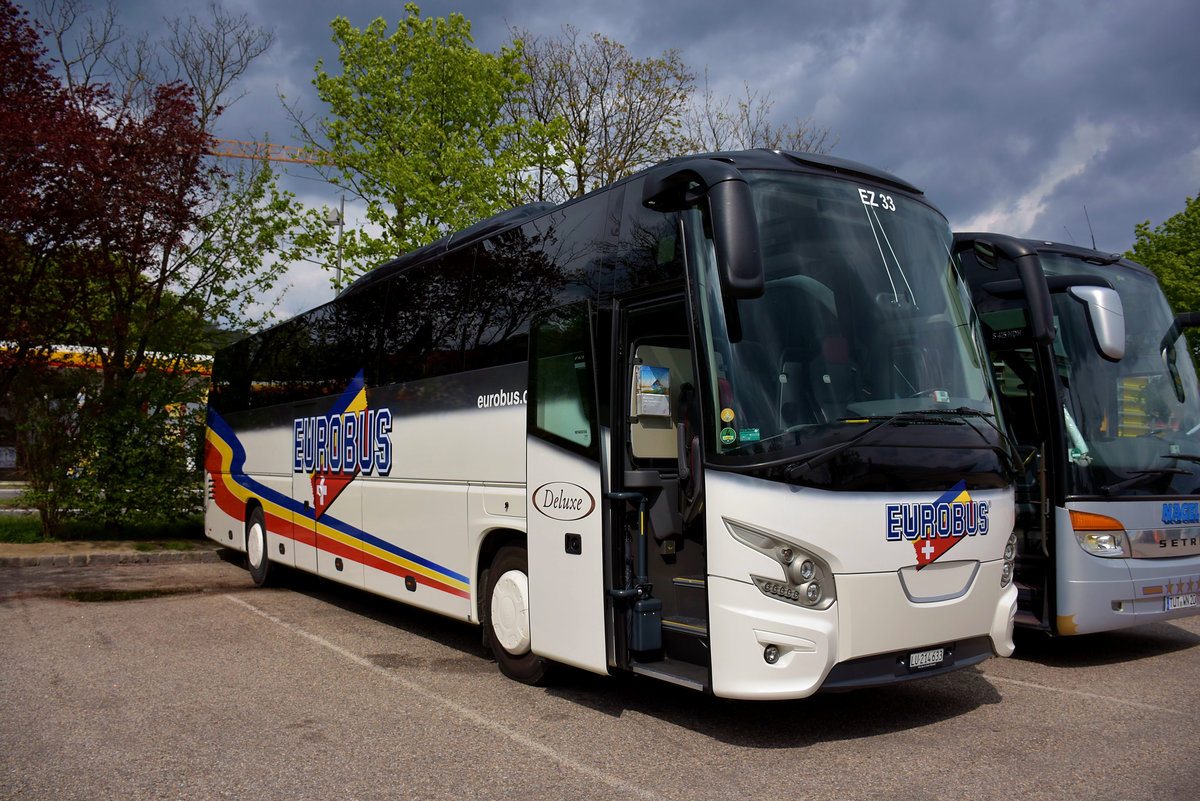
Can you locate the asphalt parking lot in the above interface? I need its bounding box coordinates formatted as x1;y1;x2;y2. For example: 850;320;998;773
1;556;1197;801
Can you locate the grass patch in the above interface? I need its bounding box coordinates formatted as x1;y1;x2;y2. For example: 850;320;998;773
0;513;205;544
0;515;45;543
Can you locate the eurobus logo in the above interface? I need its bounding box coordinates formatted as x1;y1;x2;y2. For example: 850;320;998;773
885;481;990;568
291;371;392;519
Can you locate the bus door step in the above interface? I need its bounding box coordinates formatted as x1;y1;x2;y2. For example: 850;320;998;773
630;657;710;693
672;574;708;620
663;615;707;637
662;615;709;666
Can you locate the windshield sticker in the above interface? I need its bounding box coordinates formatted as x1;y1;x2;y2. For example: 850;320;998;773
739;428;761;442
886;481;991;569
721;408;735;423
858;188;896;212
720;427;737;445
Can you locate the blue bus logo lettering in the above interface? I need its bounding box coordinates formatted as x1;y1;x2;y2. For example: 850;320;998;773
1162;502;1200;525
886;481;990;568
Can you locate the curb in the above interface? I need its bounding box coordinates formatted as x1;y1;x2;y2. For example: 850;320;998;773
0;549;224;569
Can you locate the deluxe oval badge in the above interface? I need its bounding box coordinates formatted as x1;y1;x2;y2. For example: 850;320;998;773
532;482;596;521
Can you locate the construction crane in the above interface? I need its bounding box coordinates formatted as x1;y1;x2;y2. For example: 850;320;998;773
207;138;347;290
208;138;326;165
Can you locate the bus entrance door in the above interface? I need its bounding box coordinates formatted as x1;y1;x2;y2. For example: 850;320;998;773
612;297;711;691
525;302;609;674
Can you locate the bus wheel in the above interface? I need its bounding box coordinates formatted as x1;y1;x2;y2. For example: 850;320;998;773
484;546;548;684
246;506;273;586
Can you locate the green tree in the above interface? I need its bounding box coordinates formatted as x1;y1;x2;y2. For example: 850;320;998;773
1127;191;1200;355
288;4;546;281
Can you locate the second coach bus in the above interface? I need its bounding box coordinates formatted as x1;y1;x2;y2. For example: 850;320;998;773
205;150;1017;699
956;233;1200;635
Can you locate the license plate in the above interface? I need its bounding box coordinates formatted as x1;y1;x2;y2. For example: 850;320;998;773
908;647;945;670
1165;593;1198;611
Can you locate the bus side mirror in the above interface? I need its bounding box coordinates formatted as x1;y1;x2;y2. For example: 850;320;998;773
1067;286;1124;361
643;161;764;300
1163;311;1200;350
967;234;1056;345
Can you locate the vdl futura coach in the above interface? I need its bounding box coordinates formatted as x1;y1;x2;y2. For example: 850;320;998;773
955;234;1200;635
205;150;1019;700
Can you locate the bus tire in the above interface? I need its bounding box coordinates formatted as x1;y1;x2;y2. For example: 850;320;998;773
246;506;273;586
484;546;548;684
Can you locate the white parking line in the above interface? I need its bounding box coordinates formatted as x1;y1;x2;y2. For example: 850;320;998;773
226;594;666;801
987;674;1189;715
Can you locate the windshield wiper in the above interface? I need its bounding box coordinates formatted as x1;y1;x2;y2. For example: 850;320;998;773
784;408;992;481
902;407;1023;475
1162;453;1200;465
1101;468;1190;495
784;413;915;480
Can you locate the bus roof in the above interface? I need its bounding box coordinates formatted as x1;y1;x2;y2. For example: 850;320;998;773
342;149;926;298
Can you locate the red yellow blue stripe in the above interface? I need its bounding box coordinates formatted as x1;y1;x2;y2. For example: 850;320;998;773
205;408;469;599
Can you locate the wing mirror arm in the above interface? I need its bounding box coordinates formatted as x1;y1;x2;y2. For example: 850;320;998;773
643;159;764;307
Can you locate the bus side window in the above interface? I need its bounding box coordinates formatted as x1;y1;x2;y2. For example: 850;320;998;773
377;254;472;385
611;178;683;295
528;303;598;457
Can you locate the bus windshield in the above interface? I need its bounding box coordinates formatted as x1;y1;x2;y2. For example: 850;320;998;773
690;170;997;464
1041;255;1200;497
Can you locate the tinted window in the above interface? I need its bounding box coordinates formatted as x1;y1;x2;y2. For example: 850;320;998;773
225;289;387;411
522;190;612;307
609;177;683;295
377;252;473;385
465;233;553;371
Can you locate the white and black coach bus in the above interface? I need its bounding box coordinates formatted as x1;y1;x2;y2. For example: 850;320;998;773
205;150;1018;699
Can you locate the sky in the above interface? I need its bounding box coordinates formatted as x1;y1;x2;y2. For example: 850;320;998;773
73;0;1200;314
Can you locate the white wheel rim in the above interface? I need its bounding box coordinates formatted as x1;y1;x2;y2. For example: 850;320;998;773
248;521;265;569
490;569;531;655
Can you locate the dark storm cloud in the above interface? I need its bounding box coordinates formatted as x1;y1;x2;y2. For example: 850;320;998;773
112;0;1199;310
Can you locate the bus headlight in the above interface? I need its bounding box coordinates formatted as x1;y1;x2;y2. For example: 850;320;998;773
725;519;836;610
1001;532;1017;588
1070;510;1128;558
794;559;816;583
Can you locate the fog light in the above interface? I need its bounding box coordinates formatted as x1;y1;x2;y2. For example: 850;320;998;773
806;582;821;603
763;645;780;664
1000;562;1013;587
